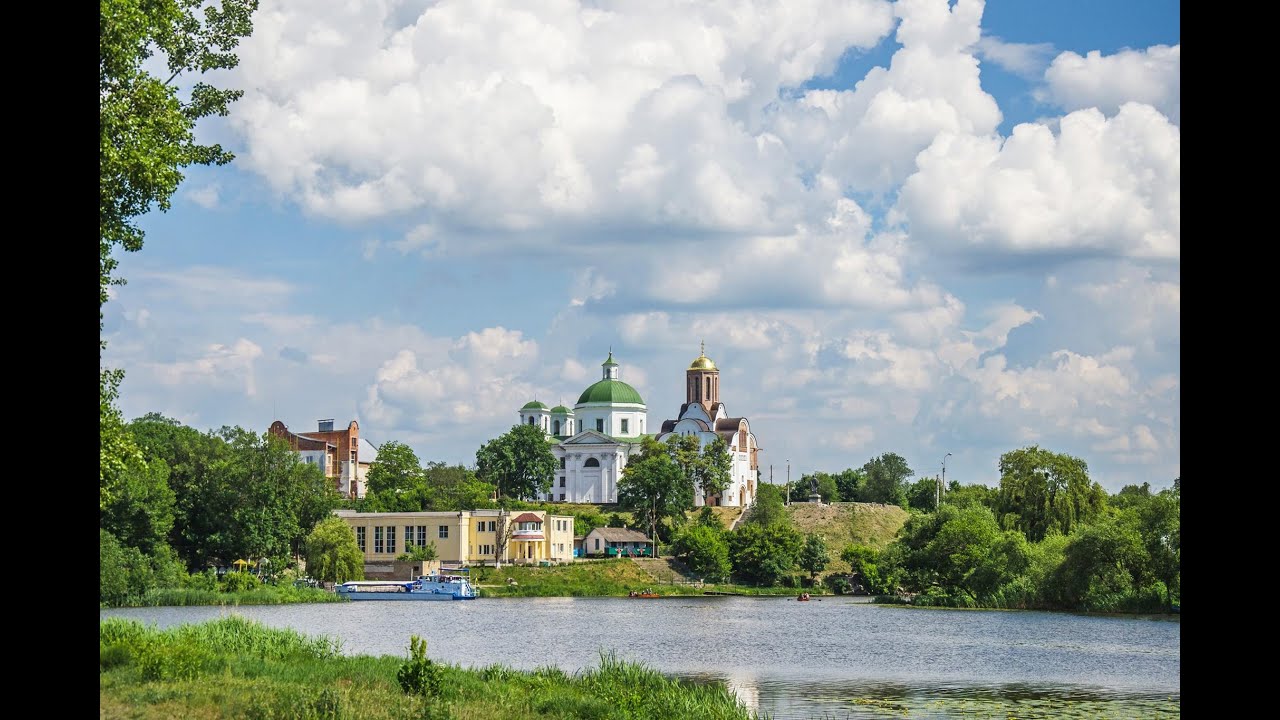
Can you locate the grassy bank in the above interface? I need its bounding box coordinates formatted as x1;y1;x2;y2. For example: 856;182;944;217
474;559;822;598
104;583;343;608
100;616;757;720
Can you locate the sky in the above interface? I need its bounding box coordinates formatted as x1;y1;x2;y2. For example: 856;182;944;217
101;0;1180;493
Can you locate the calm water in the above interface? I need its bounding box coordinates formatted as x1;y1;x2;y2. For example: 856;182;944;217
101;596;1180;718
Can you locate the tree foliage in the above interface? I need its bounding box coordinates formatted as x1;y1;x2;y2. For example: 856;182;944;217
861;452;913;505
798;534;830;584
475;423;558;502
996;446;1106;543
617;437;694;542
304;516;364;583
670;523;731;581
100;0;258;309
730;522;803;586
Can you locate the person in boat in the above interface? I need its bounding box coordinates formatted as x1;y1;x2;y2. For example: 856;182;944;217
799;592;811;601
628;590;637;597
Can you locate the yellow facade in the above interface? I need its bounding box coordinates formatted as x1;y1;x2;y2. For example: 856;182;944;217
334;509;575;566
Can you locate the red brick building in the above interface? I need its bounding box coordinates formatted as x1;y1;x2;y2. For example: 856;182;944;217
268;418;371;499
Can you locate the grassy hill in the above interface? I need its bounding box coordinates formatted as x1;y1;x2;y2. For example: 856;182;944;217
784;502;910;577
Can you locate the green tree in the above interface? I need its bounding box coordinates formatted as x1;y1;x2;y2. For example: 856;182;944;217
99;453;176;554
670;524;732;581
996;446;1106;542
744;483;789;527
798;534;830;585
904;476;939;512
100;0;258;309
840;544;892;594
1046;512;1149;611
730;521;803;586
861;452;913;506
696;436;734;501
304;516;364;584
617;437;694;543
398;542;440;563
475;423;558;502
834;468;867;502
792;472;839;503
101;370;144;510
424;462;496;511
366;441;426;496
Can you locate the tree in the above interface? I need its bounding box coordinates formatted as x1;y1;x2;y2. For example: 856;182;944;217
475;423;558;502
101;370;144;510
798;534;830;586
398;542;440;563
366;441;426;496
730;522;803;586
425;462;496;511
695;436;733;501
100;0;258;310
100;453;176;554
305;517;364;583
792;472;838;503
861;452;914;506
996;446;1106;543
617;437;694;544
670;524;731;581
834;468;867;503
904;476;938;512
744;483;789;527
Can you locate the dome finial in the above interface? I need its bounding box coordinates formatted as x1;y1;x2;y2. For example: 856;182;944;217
700;339;705;356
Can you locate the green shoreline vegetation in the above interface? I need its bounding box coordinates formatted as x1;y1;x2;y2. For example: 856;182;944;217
100;616;758;720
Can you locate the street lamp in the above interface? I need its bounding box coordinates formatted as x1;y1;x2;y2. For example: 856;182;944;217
940;453;952;506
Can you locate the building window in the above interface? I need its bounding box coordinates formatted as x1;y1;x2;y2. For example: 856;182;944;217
528;417;534;425
374;526;384;554
478;521;485;533
596;418;604;432
621;418;629;434
356;526;366;553
488;521;496;532
387;525;397;554
439;525;449;539
416;526;427;548
595;538;600;550
560;476;565;487
560;457;566;469
706;377;711;396
559;493;566;501
584;457;599;468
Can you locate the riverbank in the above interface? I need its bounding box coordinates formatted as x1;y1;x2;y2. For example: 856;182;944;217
100;616;757;720
100;583;344;609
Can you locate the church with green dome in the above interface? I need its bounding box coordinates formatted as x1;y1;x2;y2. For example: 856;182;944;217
516;344;760;507
517;351;649;504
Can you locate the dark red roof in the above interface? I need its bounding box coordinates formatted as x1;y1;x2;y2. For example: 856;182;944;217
512;512;543;523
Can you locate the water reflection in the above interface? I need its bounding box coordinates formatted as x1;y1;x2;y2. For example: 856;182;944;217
101;596;1178;719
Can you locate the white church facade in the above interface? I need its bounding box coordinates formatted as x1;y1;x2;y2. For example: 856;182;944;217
516;346;759;507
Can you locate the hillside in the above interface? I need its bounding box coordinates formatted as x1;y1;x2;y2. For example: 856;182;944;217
785;502;911;577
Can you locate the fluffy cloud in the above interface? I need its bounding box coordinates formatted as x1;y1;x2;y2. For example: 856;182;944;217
230;0;896;232
1042;44;1180;124
975;35;1055;79
894;103;1179;261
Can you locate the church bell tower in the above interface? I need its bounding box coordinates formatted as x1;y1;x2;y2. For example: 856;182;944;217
686;340;719;413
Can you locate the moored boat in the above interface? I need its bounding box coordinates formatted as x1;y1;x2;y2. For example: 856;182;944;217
336;571;479;601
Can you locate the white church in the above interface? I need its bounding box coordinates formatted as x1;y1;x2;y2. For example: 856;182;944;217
516;345;759;507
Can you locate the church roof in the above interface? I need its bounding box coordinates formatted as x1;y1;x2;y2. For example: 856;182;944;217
688;340;717;371
521;400;549;410
550;404;574;414
576;379;644;405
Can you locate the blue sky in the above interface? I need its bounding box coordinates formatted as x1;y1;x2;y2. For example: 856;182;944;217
102;0;1180;493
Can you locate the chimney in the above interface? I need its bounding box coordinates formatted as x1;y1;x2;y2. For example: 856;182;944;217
318;419;334;432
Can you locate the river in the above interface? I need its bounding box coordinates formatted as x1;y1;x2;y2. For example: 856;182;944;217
100;595;1180;718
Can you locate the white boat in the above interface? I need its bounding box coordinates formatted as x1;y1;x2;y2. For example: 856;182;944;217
335;571;479;601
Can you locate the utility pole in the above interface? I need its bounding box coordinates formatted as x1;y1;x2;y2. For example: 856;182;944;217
786;460;791;506
941;453;951;506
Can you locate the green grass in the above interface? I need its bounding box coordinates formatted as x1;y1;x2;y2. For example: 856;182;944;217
114;584;344;608
100;617;760;720
786;502;910;577
473;558;826;598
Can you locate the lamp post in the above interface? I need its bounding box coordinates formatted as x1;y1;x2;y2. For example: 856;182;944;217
940;453;952;506
786;459;791;506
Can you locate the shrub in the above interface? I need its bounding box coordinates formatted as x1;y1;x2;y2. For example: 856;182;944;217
397;635;443;698
221;571;263;593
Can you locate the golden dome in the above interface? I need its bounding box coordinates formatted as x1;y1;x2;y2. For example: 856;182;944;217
688;340;717;371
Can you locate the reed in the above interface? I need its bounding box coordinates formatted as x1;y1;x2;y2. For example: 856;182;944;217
100;617;761;720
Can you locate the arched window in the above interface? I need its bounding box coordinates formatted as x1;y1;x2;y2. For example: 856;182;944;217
528;417;534;425
554;420;561;435
705;377;711;396
584;457;600;468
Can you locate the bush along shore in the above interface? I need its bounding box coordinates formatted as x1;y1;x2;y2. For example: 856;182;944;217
100;616;759;720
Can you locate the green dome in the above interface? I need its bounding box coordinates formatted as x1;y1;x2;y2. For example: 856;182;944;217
576;379;645;405
521;400;549;411
550;405;573;414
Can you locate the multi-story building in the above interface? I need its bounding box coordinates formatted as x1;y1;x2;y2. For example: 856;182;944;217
334;509;576;567
268;418;377;499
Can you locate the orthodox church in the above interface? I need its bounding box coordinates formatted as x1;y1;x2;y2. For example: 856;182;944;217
516;345;759;507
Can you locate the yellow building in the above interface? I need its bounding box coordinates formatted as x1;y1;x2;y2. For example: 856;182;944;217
334;509;575;567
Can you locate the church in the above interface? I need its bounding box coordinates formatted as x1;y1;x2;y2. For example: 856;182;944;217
516;345;759;507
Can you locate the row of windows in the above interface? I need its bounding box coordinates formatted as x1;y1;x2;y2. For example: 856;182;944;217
475;520;498;533
358;525;448;554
